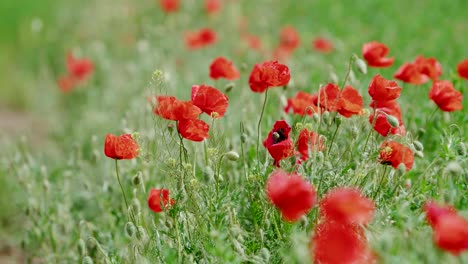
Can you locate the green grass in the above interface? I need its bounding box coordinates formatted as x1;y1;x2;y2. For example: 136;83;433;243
1;0;467;263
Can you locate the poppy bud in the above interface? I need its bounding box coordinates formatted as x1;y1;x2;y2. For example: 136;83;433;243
398;163;407;175
77;239;86;256
334;114;342;126
82;256;94;264
136;226;147;241
413;141;424;152
355;57;368;74
224;82;235;93
444;161;463;175
125;222;136;238
132;198;141;213
415;151;424;159
386;114;400;128
455;142;466;156
322;111;331;125
240;133;247;143
225;151;240;161
313;113;320;123
132;173;141;186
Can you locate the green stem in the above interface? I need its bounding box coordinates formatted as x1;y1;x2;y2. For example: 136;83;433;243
115;160;130;210
373;166;388;200
340;55;355;88
256;89;269;171
363;108;378;153
327;122;341;156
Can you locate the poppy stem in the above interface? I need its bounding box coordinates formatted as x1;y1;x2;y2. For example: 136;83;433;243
363;108;378;153
340;55;355;89
115;159;130;210
327;122;341;156
373;166;388;200
256;88;269;170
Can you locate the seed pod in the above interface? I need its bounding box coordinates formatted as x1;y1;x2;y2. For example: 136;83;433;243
322;111;331;125
125;222;136;238
413;141;424;152
354;57;368;74
386;115;400;128
224;82;235;93
334;114;342;126
225;151;240;161
240;133;247;143
312;113;320;123
132;173;142;186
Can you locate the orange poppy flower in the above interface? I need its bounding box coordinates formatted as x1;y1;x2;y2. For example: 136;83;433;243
177;119;210;142
263;120;294;167
104;133;139;160
148;188;175;213
337;85;364;118
362;41;394;68
266;169;316;222
185;28;217;49
429;80;463;112
456;59;468;79
284;91;319;116
191;85;229;118
312;37;334;54
249;61;291;93
379;140;414;171
159;0;179;13
209;57;240;80
66;53;94;82
296;128;324;161
368;74;402;102
154;96;202;121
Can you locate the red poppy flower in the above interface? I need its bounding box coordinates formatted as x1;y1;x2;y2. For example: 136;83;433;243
205;0;221;14
159;0;179;13
424;201;468;255
148;188;175;213
429;80;463;112
362;41;394;68
104;133;139;160
266;169;316;222
337;85;364;118
316;83;341;112
311;221;373;264
415;55;442;80
284;91;319;116
368;74;402;102
177;119;210;142
242;34;263;52
154;96;202;121
263;120;294;167
279;25;300;51
296;128;324;161
191;85;229;118
66;53;94;81
394;55;442;84
209;57;240;80
57;75;76;93
320;188;375;225
312;37;333;54
249;61;291;93
457;59;468;80
369;100;405;136
185;28;217;49
379;140;414;171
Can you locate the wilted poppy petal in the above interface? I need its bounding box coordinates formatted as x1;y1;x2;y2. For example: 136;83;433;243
177;119;210;142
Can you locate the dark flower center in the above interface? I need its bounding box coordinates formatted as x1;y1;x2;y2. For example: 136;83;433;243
272;128;287;144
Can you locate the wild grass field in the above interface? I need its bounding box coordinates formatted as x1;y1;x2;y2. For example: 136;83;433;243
0;0;467;263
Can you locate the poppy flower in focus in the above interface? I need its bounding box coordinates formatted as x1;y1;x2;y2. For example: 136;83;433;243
104;133;139;160
296;128;324;161
311;221;374;264
154;96;202;121
362;41;394;68
312;37;334;54
316;83;341;112
429;80;463;112
320;188;375;225
205;0;221;14
148;188;175;213
284;91;319;116
369;100;405;136
457;59;468;80
159;0;179;13
191;85;229;118
177;119;210;142
209;57;240;80
263;120;294;167
368;74;402;102
279;25;300;51
379;140;414;171
337;85;364;118
266;169;316;222
423;201;468;255
394;55;442;84
185;28;217;49
66;53;94;82
57;75;76;93
249;61;291;93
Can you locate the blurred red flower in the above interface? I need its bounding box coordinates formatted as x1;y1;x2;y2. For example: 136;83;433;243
242;34;263;52
209;57;240;80
104;133;139;160
312;37;334;54
429;80;463;112
263;120;294;166
368;74;402;102
191;84;229;118
337;85;364;118
57;75;76;93
394;55;442;84
284;91;319;116
457;59;468;79
249;61;291;92
369;100;405;136
154;96;202;121
266;169;316;222
415;56;442;80
279;25;300;51
205;0;221;14
177;119;210;142
424;201;468;255
296;128;324;161
379;140;414;171
159;0;179;13
148;188;175;213
320;188;375;225
185;28;217;49
66;53;94;82
362;41;394;68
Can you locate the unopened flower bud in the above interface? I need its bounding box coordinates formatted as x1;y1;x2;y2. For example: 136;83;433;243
77;239;86;256
444;161;463;175
334;114;342;126
82;256;94;264
240;133;247;143
386;115;400;128
415;151;424;159
455;142;466;156
322;111;331;125
224;83;235;93
312;113;320;123
132;198;141;213
413;141;424;152
132;173;142;186
397;163;407;175
354;57;367;74
225;151;240;161
125;222;136;238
